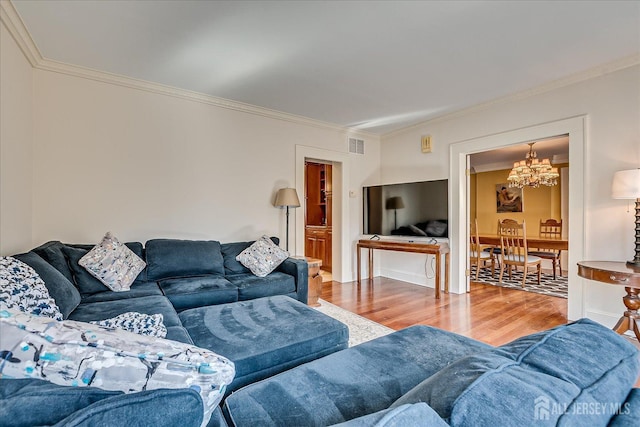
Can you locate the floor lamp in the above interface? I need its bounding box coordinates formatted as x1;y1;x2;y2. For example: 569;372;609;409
275;188;301;252
612;168;640;266
385;196;405;230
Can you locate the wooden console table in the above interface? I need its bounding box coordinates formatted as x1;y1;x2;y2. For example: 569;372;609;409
577;261;640;340
357;239;449;299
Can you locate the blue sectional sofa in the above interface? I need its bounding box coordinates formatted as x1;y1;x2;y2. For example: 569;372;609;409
2;318;638;426
3;238;639;426
5;238;349;397
223;319;640;426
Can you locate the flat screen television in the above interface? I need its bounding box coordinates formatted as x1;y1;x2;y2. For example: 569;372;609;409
363;179;448;238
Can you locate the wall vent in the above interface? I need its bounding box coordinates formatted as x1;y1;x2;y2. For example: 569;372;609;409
348;138;364;154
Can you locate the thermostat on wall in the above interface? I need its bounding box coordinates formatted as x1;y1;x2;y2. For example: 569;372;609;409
421;135;432;153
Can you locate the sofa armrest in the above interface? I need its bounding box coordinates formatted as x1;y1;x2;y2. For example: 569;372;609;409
276;257;308;304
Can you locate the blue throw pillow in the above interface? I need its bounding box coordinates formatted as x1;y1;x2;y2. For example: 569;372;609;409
392;319;640;426
32;241;75;283
0;378;204;427
13;251;81;319
0;378;122;426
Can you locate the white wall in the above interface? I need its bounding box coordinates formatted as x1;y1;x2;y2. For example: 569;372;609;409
28;68;380;261
381;64;640;327
0;20;33;255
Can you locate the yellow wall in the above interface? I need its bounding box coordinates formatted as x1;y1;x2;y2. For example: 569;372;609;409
472;166;565;236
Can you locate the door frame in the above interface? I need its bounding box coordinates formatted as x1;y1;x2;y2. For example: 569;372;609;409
295;145;350;282
450;116;586;320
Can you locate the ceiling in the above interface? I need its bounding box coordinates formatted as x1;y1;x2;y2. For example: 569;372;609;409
11;1;640;135
469;135;569;172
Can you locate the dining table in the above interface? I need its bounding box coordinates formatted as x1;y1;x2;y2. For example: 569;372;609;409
477;235;568;251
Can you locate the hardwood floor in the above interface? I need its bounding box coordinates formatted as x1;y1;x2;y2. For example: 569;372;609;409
321;277;568;346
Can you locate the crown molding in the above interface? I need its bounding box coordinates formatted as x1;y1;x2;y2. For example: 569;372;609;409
0;0;377;140
382;53;640;140
0;0;42;66
36;57;380;138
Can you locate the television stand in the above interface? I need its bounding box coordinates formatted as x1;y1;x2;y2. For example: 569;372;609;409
356;239;449;299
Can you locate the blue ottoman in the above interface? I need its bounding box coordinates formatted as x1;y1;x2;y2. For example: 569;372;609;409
178;295;349;394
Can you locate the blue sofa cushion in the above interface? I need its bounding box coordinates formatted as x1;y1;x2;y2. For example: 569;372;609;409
67;295;182;327
223;324;491;426
56;387;204;427
158;276;239;311
78;281;163;303
330;403;448;427
608;388;640;427
393;319;640;426
62;246;113;296
0;379;204;427
32;241;74;282
180;295;349;394
221;241;253;275
0;378;121;427
165;325;195;345
226;272;295;301
13;251;81;319
145;239;225;280
221;238;280;275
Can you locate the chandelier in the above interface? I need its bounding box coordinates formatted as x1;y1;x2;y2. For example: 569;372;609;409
507;142;559;188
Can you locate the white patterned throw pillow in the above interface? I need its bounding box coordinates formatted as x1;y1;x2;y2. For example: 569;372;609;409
0;309;235;426
236;235;289;277
79;232;146;292
0;256;63;320
90;312;167;338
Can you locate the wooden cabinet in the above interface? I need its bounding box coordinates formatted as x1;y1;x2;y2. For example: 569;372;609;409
305;162;332;272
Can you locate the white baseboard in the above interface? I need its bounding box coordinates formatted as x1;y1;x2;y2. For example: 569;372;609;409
379;268;433;288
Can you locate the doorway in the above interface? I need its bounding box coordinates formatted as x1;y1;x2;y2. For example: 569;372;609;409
467;136;569;298
450;116;586;320
295;145;350;283
305;161;332;273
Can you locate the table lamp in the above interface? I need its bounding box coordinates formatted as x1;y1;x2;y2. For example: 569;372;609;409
275;188;301;252
612;168;640;266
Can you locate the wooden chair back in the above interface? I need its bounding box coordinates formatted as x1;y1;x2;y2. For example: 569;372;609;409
497;218;518;235
470;219;482;258
471;218;494;279
499;220;528;262
498;219;542;286
539;219;562;249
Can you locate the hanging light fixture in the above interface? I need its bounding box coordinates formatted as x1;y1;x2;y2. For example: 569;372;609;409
507;142;559;188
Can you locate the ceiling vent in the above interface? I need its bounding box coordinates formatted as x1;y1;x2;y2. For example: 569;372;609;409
348;138;364;155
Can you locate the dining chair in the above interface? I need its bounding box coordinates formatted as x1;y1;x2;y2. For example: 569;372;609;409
498;220;542;287
484;218;518;267
470;219;494;280
527;219;562;279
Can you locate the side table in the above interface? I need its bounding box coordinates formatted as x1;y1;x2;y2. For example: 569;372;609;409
577;261;640;340
305;257;323;307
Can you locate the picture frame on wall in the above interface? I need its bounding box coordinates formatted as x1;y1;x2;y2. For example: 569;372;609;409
496;184;523;213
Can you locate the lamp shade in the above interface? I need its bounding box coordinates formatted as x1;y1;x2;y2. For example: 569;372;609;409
275;188;301;207
612;169;640;199
385;196;405;210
